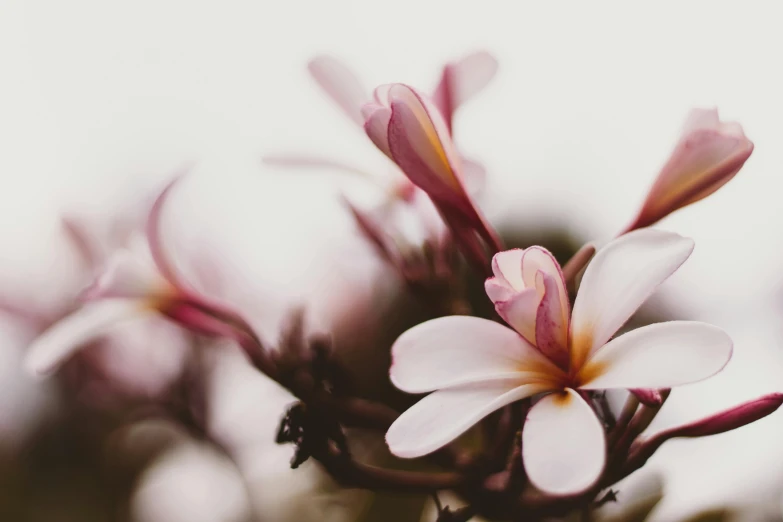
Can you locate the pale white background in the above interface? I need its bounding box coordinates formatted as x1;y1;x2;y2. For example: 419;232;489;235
2;1;783;521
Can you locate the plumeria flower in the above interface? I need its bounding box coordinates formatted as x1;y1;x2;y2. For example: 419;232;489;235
385;229;732;495
263;53;495;271
625;108;753;232
362;83;502;269
25;179;255;377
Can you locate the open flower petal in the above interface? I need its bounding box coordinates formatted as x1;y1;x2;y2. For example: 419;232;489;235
387;381;549;458
578;321;732;390
308;55;367;125
25;300;153;376
522;389;606;495
390;316;559;393
570;229;694;369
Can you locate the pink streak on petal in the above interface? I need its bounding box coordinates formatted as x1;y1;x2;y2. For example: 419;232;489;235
308;55;368;126
534;271;570;370
495;287;539;345
163;302;246;341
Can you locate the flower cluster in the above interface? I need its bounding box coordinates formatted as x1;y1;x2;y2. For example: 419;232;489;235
18;49;779;521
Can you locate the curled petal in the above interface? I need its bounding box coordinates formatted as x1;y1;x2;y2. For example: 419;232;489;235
25;300;152;376
387;381;549;458
628;108;753;230
534;272;570;369
570;229;694;370
365;83;502;258
390;316;559;394
386;85;466;205
432;51;499;130
495;288;539;345
521;247;568;308
485;277;515;303
578;321;732;390
362;103;393;159
522;389;606;495
490;249;525;291
308;55;367;125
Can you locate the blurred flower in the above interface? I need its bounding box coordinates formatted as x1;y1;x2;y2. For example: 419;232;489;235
264;52;496;275
363;83;502;270
385;229;732;495
625;108;753;232
25;179;254;377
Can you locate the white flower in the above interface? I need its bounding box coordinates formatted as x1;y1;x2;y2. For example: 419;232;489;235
385;229;732;495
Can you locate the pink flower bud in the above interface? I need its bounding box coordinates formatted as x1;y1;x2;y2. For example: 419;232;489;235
362;84;502;271
629;393;783;466
626;108;753;232
630;388;663;407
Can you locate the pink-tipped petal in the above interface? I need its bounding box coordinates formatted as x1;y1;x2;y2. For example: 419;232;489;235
147;177;188;290
578;321;732;390
432;51;499;129
485;277;515;303
390;316;559;394
570;229;694;370
521;248;568;313
490;249;525;290
25;300;151;377
387;381;549;458
534;272;570;369
308;55;367;125
363;103;393;159
522;389;606;495
630;108;753;230
386;86;466;204
495;288;540;345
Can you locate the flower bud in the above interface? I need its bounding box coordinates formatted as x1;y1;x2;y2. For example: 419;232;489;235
626;108;753;231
